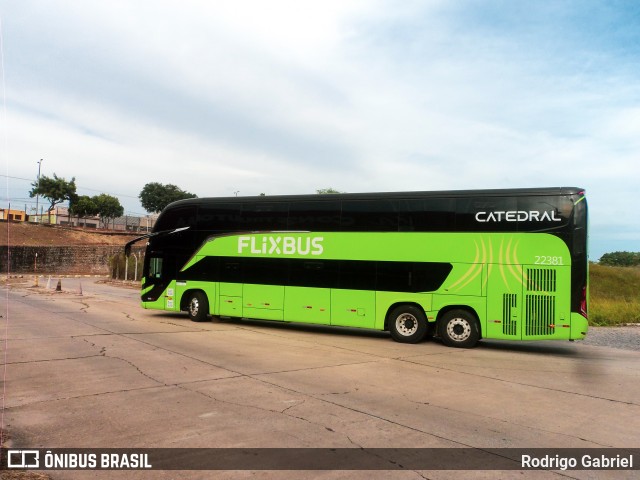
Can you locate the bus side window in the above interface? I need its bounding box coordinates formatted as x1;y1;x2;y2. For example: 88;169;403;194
289;260;338;288
340;200;398;231
155;206;197;231
149;257;163;279
241;203;289;231
338;260;376;290
222;261;242;283
196;203;243;232
398;199;455;232
288;201;341;231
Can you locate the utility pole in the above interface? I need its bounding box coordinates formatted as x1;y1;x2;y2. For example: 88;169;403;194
35;159;43;223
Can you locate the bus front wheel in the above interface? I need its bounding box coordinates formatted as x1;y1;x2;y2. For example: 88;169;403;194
388;305;428;344
187;291;209;322
438;309;479;348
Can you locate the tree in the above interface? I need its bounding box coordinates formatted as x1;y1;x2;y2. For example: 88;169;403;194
599;251;640;267
93;193;124;229
139;182;197;213
316;187;344;194
69;195;98;227
69;195;95;226
29;174;77;219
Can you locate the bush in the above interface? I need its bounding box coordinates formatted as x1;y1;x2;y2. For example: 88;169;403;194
599;251;640;267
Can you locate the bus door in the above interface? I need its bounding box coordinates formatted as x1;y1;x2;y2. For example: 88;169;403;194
485;263;522;340
330;261;376;329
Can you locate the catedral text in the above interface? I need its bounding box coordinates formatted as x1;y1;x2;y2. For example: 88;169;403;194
475;210;562;222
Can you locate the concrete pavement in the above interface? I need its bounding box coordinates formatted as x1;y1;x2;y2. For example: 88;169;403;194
1;279;639;479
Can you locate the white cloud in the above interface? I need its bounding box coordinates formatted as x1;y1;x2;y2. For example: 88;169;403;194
0;0;638;257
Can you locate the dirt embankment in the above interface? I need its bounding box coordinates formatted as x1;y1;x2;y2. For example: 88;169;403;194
0;222;140;247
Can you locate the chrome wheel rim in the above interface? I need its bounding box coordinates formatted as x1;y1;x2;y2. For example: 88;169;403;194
446;318;471;342
189;298;200;317
396;313;418;336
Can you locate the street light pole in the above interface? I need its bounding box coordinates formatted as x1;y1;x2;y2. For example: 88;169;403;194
35;159;43;222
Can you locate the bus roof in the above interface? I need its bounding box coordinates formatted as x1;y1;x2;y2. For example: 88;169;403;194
166;187;585;209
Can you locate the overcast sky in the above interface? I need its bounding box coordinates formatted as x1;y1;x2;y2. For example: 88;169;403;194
0;0;638;259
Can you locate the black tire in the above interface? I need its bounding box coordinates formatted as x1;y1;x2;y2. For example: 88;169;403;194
388;305;428;344
438;309;480;348
186;291;209;322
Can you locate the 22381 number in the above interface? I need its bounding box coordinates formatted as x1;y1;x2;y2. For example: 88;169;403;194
534;256;564;265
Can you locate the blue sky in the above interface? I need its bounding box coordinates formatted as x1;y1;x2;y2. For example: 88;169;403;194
0;0;638;260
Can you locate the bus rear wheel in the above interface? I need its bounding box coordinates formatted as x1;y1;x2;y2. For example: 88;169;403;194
388;305;428;344
438;309;479;348
187;291;209;322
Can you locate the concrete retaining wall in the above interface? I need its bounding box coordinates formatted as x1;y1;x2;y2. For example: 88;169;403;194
0;245;145;275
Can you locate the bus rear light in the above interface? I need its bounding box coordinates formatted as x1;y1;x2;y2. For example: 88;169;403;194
579;286;588;319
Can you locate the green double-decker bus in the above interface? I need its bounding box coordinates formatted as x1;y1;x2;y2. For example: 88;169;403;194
127;187;589;348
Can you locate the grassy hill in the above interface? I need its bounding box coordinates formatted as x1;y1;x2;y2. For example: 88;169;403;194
589;263;640;326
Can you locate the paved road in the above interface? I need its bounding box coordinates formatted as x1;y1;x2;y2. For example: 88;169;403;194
23;275;640;350
2;279;639;479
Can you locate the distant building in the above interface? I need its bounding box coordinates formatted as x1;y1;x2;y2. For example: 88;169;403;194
103;213;157;232
0;209;27;222
54;207;101;228
27;207;100;228
27;206;157;232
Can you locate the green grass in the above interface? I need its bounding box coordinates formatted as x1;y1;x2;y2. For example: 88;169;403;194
589;263;640;326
